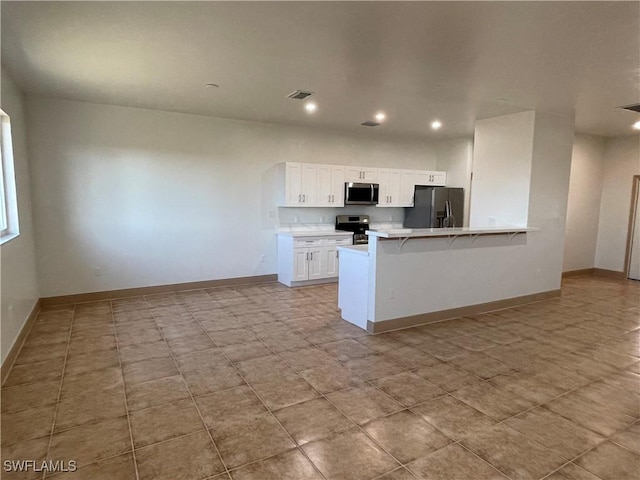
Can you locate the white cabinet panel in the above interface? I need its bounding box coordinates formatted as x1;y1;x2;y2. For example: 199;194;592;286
330;165;345;207
345;166;378;183
278;234;352;286
415;170;447;186
325;246;339;277
292;249;309;282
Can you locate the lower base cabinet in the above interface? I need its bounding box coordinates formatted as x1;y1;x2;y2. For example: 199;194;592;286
278;234;352;287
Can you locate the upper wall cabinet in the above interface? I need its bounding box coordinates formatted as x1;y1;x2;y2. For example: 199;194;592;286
345;166;378;183
415;170;446;186
277;162;446;208
278;163;345;207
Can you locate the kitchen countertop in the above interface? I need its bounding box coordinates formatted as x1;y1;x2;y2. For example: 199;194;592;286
277;229;353;238
366;226;535;239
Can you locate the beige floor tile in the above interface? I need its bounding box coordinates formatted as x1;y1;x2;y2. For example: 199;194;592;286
545;392;636;437
182;365;245;396
575;441;640;480
277;347;336;370
125;375;190;411
505;407;605;460
374;467;417;480
14;342;68;365
611;422;640;454
60;365;123;399
449;352;514;380
173;348;229;372
489;371;567;404
3;357;65;387
326;385;404;425
274;397;354;445
209;411;295;469
1;379;60;413
48;453;136;480
572;381;640;418
1;404;56;446
250;375;318;410
67;333;116;356
55;384;127;431
208;328;259;346
64;348;120;376
122;357;179;385
461;423;567;480
118;340;172;365
302;428;398;480
545;462;603;480
49;416;130;468
383;346;442;370
374;372;445;407
413;362;483;392
230;449;323;480
116;327;163;347
363;410;451;464
343;354;405;380
130;398;204;448
195;385;266;429
319;339;375;362
160;322;206;340
234;355;297;383
222;341;272;362
411;394;496;441
136;431;225;480
166;333;216;355
1;436;50;480
452;382;535;421
298;363;367;394
407;443;507;480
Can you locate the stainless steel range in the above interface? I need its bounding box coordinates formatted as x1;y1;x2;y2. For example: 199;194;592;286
335;215;370;245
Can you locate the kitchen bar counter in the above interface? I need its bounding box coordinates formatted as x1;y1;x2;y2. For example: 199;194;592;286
366;226;534;239
277;229;352;237
338;225;560;333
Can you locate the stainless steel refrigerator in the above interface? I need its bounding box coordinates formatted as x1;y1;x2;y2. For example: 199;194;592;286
403;186;464;228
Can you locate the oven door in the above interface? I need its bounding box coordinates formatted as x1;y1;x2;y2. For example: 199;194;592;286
344;183;379;205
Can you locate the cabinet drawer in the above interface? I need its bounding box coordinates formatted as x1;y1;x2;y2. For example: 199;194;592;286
294;238;323;247
326;237;353;246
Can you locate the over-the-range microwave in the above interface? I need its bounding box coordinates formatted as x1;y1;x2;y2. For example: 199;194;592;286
344;182;379;205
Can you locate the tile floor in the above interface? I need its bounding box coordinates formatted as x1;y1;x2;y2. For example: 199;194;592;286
1;274;639;480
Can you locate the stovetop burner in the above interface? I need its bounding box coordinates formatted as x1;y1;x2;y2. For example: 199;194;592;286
335;215;370;245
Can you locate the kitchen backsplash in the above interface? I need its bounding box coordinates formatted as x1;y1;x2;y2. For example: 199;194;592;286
277;205;404;229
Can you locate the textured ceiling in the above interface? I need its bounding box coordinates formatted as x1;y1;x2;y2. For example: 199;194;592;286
2;1;639;138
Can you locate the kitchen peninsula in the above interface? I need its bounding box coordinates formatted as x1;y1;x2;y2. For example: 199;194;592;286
337;226;551;333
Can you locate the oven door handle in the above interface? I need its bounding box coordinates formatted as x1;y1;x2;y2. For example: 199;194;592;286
370;184;374;203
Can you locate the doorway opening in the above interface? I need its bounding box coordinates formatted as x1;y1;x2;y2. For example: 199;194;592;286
624;175;640;280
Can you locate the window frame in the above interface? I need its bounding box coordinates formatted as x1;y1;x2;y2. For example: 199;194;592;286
0;109;20;245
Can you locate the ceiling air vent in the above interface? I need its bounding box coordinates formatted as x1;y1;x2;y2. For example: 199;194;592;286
361;121;381;127
287;90;313;100
619;103;640;113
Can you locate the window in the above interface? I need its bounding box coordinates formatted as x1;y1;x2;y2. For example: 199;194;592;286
0;109;19;244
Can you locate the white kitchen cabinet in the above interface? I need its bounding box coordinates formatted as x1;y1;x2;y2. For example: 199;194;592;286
345;166;378;183
277;233;352;287
378;168;416;207
415;170;447;186
316;164;345;207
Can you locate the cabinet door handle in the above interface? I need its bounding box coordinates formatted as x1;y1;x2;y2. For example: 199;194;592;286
310;252;313;260
302;194;305;202
298;194;301;202
332;194;334;202
390;195;392;203
336;251;339;258
306;252;309;261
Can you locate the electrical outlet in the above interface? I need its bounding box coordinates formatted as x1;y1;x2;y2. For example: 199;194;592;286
94;267;102;276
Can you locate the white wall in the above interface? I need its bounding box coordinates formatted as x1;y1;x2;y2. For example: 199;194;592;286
594;135;640;272
469;111;535;228
26;97;468;297
1;69;40;364
563;134;606;272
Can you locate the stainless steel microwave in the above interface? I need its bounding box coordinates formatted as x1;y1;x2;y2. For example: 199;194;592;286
344;182;379;205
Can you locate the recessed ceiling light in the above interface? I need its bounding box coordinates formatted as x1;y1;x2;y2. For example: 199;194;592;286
305;102;317;113
375;112;386;122
633;120;640;130
205;83;220;88
431;120;442;130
